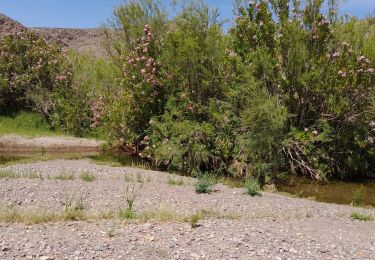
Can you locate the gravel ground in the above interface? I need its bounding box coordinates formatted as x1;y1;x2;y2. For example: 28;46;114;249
1;159;375;259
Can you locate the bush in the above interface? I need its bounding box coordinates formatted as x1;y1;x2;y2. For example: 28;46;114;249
95;0;375;182
244;179;261;197
0;32;72;128
195;174;213;194
232;0;375;180
55;52;119;137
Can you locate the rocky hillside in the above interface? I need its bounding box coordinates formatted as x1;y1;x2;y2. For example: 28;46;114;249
0;13;27;34
0;13;106;57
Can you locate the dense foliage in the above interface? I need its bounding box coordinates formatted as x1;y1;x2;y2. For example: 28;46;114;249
1;0;374;182
0;32;72;128
98;0;374;182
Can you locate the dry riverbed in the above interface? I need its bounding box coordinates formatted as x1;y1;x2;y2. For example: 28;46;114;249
0;159;374;259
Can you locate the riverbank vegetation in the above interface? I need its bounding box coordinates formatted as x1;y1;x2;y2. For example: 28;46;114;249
0;0;374;183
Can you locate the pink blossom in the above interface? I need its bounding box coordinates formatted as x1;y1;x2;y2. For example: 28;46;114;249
338;70;346;78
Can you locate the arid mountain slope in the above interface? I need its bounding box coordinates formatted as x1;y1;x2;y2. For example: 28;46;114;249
0;13;106;57
0;13;27;34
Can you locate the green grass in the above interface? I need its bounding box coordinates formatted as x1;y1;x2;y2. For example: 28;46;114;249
0;169;18;179
351;212;374;221
0;112;65;137
118;209;137;220
80;172;96;182
244;179;262;197
0;169;42;179
0;208;60;224
0;153;87;167
54;172;75;181
195;175;213;194
89;153;150;169
168;178;184;186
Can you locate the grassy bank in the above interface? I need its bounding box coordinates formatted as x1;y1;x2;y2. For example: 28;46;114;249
0;112;65;137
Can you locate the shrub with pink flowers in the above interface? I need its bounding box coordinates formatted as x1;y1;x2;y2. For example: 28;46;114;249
100;0;375;182
0;31;72;128
104;23;167;151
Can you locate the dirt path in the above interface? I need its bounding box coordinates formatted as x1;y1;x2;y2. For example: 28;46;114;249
0;135;103;152
0;159;374;259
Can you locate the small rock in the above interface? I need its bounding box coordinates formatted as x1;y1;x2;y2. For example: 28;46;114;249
40;256;54;260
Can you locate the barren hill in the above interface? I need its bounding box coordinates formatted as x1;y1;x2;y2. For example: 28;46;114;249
0;14;106;57
0;13;27;34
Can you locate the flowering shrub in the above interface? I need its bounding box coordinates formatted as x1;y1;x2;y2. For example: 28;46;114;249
0;32;72;127
104;24;167;151
102;0;375;181
232;0;375;179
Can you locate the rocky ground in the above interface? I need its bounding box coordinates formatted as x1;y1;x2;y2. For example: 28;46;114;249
0;159;374;259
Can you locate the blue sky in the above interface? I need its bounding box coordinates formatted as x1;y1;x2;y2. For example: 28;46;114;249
1;0;374;28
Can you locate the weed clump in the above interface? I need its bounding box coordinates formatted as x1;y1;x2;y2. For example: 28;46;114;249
351;212;374;222
119;183;143;220
194;175;213;194
55;172;75;181
351;185;366;207
244;179;261;197
168;178;184;186
60;194;87;221
80;172;96;182
189;212;202;228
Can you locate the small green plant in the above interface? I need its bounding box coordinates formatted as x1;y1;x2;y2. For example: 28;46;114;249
119;183;143;220
55;172;75;181
60;194;86;221
80;172;96;182
0;206;58;224
244;179;261;197
194;175;213;194
168;178;184;186
119;209;137;220
189;212;202;228
0;169;42;179
351;185;366;207
351;212;374;222
0;170;18;179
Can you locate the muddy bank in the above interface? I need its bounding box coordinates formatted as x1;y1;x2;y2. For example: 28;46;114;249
0;135;104;152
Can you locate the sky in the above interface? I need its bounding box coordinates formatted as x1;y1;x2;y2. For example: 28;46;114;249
0;0;374;29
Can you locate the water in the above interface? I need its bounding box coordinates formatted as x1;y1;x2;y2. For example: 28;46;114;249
277;175;375;207
0;150;149;169
1;151;374;207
